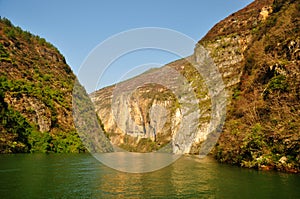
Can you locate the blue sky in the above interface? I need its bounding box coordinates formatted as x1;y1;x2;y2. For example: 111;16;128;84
0;0;253;91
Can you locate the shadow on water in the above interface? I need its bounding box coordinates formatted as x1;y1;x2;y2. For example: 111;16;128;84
0;153;299;198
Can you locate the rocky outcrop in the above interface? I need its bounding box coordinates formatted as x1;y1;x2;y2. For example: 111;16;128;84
4;94;52;132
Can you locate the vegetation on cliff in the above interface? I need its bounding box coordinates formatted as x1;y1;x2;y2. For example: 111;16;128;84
211;0;299;173
0;18;86;153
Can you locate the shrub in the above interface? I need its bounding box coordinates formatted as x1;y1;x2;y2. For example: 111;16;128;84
1;17;12;27
28;131;52;153
263;75;289;99
268;75;289;92
4;28;16;40
0;43;9;58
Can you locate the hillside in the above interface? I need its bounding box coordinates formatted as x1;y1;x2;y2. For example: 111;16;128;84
92;0;299;172
209;0;300;173
0;18;86;153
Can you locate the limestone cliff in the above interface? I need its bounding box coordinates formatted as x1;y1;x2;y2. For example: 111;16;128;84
92;0;299;172
90;62;209;153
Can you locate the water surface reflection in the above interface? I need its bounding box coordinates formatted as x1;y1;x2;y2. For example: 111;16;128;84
0;154;299;198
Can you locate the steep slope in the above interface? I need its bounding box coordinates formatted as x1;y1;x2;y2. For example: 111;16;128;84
0;18;88;153
212;0;300;173
92;0;299;172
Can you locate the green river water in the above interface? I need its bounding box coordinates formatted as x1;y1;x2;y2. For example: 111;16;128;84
0;153;299;198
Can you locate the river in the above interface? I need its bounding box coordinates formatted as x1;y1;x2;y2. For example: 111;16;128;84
0;153;299;198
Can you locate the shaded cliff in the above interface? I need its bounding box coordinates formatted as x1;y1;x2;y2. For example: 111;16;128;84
92;0;299;172
0;18;96;153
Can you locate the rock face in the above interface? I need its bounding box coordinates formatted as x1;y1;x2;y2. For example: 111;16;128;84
5;95;52;132
90;63;206;153
91;58;213;153
92;0;300;172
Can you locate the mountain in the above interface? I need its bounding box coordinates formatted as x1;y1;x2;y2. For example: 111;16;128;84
0;18;96;153
91;0;299;172
210;0;300;173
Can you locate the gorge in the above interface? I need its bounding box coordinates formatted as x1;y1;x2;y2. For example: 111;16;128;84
0;0;299;173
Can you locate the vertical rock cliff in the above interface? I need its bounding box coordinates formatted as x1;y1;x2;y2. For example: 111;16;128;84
91;57;212;153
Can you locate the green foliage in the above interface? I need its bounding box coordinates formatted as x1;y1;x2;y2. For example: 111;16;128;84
251;27;259;35
242;123;265;155
37;37;46;46
0;43;9;59
1;76;81;153
263;75;289;98
0;97;85;154
268;75;289;92
1;17;13;27
51;131;86;153
251;123;263;134
0;18;85;153
0;90;32;153
0;75;69;120
28;131;52;153
21;31;32;43
4;27;16;40
232;87;241;100
208;0;300;172
28;130;86;153
42;74;52;81
0;18;88;154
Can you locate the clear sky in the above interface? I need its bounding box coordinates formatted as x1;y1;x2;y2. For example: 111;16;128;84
0;0;253;90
